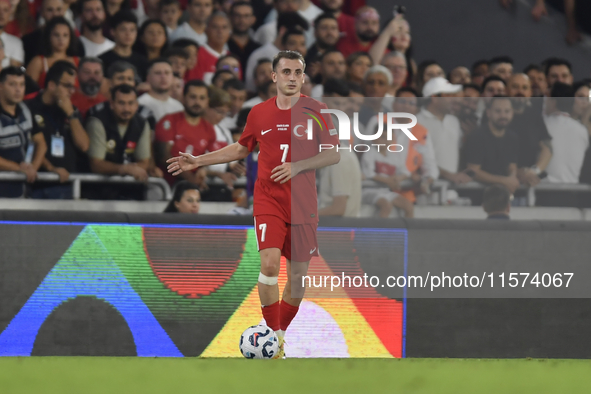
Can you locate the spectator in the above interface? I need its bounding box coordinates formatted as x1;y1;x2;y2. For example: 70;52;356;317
228;1;260;77
26;17;79;88
318;0;354;38
345;51;372;85
243;79;275;109
99;10;148;81
416;60;444;94
478;75;507;125
244;11;308;93
86;84;153;195
282;28;307;58
185;11;231;84
216;53;242;80
573;80;591;184
78;0;115;57
0;66;46;198
163;47;189;79
253;0;310;46
465;96;520;193
244;57;272;105
170;38;199;81
380;51;407;97
71;57;108;118
220;77;246;130
154;80;214;187
0;38;39;95
137;58;182;121
488;56;513;83
159;0;182;35
163;180;201;213
134;19;168;61
310;48;345;97
471;59;489;88
169;0;213;46
211;69;234;88
417;77;471;185
482;183;511;220
4;0;35;38
318;79;362;217
0;0;24;66
22;0;67;66
336;6;379;59
392;87;439;202
544;57;573;90
359;64;390;125
360;124;413;218
506;73;552;187
171;72;184;101
449;66;471;85
544;82;588;183
305;13;339;80
106;59;138;88
26;61;90;198
456;83;480;145
524;64;547;97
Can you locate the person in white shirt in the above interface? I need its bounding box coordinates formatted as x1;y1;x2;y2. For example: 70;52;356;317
138;59;183;121
417;77;472;185
244;12;308;93
544;83;589;183
78;0;115;57
169;0;213;46
0;0;23;66
360;125;413;218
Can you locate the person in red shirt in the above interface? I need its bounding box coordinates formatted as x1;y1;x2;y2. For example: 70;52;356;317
318;0;355;39
185;11;230;84
336;6;380;59
167;50;340;359
71;57;108;118
155;79;216;187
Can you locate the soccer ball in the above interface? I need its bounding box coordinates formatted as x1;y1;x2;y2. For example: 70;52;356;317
239;325;279;359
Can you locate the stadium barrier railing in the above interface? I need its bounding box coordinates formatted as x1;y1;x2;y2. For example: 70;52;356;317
0;172;172;201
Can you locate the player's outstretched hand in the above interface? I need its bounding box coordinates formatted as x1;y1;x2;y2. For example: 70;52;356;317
271;162;299;184
167;152;199;176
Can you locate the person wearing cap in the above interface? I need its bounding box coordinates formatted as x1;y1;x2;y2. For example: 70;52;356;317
417;76;472;185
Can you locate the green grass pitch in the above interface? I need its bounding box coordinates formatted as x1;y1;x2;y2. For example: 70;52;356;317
1;358;591;393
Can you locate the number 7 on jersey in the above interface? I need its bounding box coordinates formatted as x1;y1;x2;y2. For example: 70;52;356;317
280;144;289;163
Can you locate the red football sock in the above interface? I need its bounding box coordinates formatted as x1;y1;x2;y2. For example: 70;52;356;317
261;301;280;331
280;299;299;331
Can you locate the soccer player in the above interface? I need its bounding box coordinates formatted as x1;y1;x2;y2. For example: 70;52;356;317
167;50;340;358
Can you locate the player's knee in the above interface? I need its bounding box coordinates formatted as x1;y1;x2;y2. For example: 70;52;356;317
260;258;280;277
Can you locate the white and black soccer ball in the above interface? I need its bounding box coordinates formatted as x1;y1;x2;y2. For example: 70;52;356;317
239;325;279;359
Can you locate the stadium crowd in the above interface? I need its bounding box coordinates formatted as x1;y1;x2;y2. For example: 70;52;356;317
0;0;590;216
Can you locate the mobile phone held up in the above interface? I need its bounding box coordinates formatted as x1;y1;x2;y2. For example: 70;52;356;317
393;5;406;17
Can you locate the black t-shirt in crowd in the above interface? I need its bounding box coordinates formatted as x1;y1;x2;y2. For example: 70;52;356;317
25;94;83;173
464;123;519;176
509;105;551;168
99;50;148;81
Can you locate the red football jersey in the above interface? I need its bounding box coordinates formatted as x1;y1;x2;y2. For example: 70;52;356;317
155;112;217;184
238;95;339;224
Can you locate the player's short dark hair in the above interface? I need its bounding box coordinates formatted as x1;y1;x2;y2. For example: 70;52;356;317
323;78;349;97
313;12;337;29
482;75;506;90
463;83;481;94
171;38;200;51
159;0;180;9
272;50;306;72
184;79;208;96
276;12;309;34
230;0;252;15
223;78;245;91
0;66;25;83
163;47;190;60
281;29;305;47
550;82;575;112
146;58;172;74
482;184;510;214
396;86;419;97
45;60;76;88
523;64;542;74
109;10;138;29
543;57;573;76
489;56;513;67
111;83;137;101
